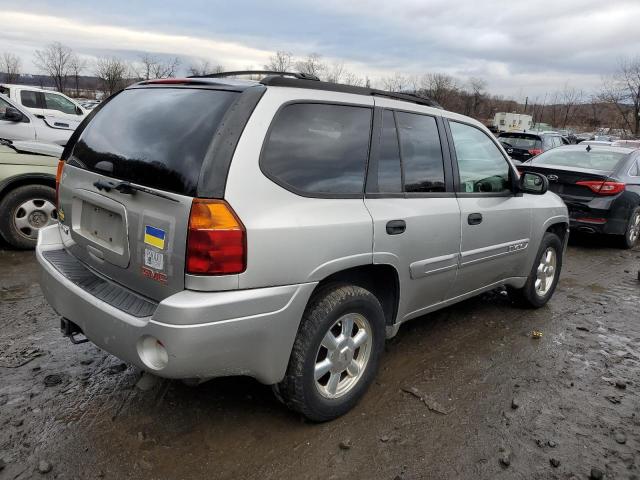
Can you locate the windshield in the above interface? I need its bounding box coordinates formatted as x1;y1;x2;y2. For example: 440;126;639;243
532;148;626;171
68;88;238;196
499;135;541;150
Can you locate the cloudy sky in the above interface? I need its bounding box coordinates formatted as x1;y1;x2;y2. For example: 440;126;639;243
1;0;639;100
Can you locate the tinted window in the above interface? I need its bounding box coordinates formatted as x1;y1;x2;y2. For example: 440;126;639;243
396;112;445;192
44;92;77;115
533;148;626;171
262;103;372;195
70;88;238;196
499;135;541;150
450;121;511;193
375;110;402;193
20;90;39;108
629;160;639;177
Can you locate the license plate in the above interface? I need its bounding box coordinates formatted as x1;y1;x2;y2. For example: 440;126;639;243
144;248;164;271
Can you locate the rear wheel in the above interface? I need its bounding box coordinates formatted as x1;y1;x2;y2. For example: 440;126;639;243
508;232;562;308
277;284;385;422
0;185;57;249
620;208;640;249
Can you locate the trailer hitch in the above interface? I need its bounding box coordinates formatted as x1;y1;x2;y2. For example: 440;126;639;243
60;318;89;344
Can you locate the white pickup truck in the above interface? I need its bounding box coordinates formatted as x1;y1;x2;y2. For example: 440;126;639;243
0;83;87;130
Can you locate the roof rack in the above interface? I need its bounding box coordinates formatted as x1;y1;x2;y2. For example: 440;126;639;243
188;70;320;81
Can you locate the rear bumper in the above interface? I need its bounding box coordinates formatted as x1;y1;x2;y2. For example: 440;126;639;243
36;225;317;384
564;198;628;235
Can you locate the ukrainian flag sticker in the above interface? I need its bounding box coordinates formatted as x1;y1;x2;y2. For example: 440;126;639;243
144;225;166;250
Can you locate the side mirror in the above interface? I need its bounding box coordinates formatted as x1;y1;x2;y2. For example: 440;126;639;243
76;106;83;115
3;107;24;122
519;171;548;195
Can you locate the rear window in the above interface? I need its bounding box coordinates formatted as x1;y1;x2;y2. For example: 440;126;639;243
499;134;541;150
69;88;238;196
532;148;627;171
261;103;372;196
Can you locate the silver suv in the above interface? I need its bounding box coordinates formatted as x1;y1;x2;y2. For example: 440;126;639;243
37;72;568;421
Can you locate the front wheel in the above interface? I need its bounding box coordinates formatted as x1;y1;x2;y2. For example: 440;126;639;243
277;284;385;422
508;232;562;308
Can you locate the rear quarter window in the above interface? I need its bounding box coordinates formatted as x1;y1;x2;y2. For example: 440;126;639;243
261;103;372;196
68;88;238;196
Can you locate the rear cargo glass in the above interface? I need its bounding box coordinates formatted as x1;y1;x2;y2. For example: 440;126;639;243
68;88;238;196
532;149;626;171
498;134;541;150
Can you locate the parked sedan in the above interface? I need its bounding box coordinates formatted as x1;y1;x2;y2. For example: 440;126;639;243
519;144;640;248
498;131;566;163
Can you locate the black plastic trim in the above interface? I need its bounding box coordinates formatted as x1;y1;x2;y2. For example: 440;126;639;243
42;249;157;318
197;85;267;198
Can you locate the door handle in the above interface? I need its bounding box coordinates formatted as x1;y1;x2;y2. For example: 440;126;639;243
386;220;406;235
468;213;483;225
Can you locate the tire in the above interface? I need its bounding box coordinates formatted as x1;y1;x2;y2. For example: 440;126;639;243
0;185;57;249
277;284;386;422
619;207;640;249
508;232;563;308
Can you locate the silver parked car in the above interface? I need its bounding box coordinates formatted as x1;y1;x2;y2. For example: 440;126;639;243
37;72;569;421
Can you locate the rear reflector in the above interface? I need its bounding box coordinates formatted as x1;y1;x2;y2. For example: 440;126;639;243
528;149;543;156
575;180;625;196
186;199;246;275
55;160;65;207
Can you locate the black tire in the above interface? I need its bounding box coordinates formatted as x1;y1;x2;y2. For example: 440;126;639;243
277;284;385;422
619;207;640;249
0;185;56;249
508;232;563;308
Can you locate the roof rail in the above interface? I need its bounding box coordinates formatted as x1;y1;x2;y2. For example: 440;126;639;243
371;90;441;109
188;70;320;81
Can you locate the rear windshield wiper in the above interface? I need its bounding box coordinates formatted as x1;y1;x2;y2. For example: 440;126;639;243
93;180;178;202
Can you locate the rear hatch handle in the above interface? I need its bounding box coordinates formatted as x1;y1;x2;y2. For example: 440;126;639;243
92;180;178;202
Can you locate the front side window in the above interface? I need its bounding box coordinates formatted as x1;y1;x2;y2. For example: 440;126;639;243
44;92;77;115
20;90;39;108
450;121;511;194
262;103;372;195
396;112;445;192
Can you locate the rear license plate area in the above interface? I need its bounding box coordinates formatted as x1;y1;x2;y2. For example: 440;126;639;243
79;202;126;253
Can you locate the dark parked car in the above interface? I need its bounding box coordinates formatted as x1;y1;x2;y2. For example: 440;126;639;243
519;144;640;248
498;132;567;163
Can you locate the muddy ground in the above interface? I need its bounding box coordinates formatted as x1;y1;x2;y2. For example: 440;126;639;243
1;235;639;480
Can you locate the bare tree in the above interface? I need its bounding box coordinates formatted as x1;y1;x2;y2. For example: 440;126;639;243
468;77;487;116
601;56;640;136
382;73;409;92
137;53;180;80
420;73;458;108
560;85;583;128
1;52;21;83
187;60;225;76
295;53;326;77
325;62;345;83
33;42;74;93
342;71;364;87
95;57;130;97
264;51;293;72
68;55;88;98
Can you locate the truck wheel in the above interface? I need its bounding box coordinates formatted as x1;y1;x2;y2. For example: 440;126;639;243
620;208;640;249
0;185;57;249
508;232;562;308
277;284;385;422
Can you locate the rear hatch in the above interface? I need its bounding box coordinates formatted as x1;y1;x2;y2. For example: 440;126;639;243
498;133;542;162
58;86;239;301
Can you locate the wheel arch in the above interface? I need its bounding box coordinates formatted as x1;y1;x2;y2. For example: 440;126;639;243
308;263;400;327
0;174;56;200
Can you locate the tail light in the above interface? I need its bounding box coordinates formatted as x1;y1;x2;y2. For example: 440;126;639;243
186;199;246;275
55;160;65;206
575;180;625;196
528;149;543;156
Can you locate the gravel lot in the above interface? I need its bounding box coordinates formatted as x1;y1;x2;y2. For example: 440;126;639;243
1;235;639;480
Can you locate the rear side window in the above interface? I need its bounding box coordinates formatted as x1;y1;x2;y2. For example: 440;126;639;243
396;112;445;192
261;103;372;196
69;88;238;196
376;110;403;193
20;90;39;108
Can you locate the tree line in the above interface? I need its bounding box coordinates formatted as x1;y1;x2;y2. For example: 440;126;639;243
1;43;639;136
